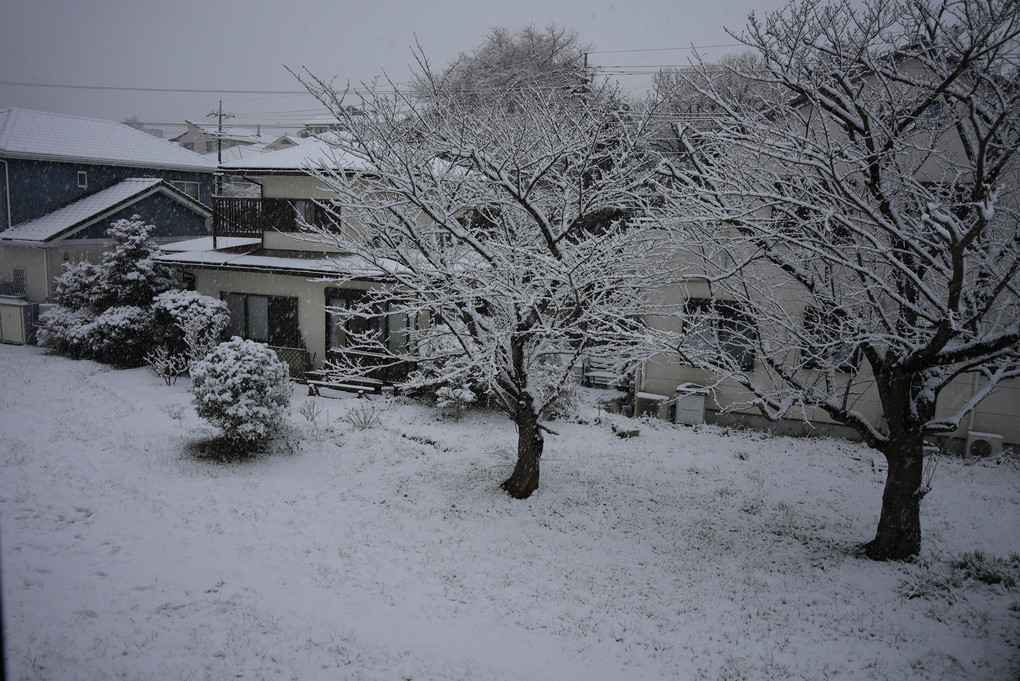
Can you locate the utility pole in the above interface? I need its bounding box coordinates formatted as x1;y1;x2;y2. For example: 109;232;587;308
209;100;234;249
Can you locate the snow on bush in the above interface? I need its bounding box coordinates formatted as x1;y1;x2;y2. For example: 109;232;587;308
151;290;230;347
80;306;153;368
35;306;92;358
37;216;183;368
189;338;292;447
149;290;231;373
93;216;177;310
37;305;152;366
52;260;103;310
435;385;476;420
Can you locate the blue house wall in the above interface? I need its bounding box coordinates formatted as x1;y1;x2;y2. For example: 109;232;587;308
1;158;214;227
68;192;211;240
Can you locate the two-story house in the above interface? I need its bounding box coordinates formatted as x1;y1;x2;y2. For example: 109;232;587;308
0;108;216;307
156;136;408;383
637;53;1020;453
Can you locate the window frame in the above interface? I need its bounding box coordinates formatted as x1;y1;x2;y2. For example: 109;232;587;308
684;298;756;372
801;305;859;372
221;292;299;348
325;288;389;351
171;181;201;201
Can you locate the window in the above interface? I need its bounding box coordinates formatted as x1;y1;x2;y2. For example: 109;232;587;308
182;142;195;151
12;267;27;296
326;289;388;350
222;293;299;347
683;299;756;371
171;181;201;201
293;200;333;231
802;306;857;372
77;171;88;189
206;140;216;153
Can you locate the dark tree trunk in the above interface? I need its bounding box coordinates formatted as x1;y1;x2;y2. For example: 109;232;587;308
864;429;925;560
501;401;544;499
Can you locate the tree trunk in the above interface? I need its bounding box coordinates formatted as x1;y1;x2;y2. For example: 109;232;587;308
501;402;544;499
864;430;924;560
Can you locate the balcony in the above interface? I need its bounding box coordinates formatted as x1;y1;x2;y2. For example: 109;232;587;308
213;197;296;237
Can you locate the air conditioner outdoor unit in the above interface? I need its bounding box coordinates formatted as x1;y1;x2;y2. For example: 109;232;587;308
674;383;708;426
965;431;1004;458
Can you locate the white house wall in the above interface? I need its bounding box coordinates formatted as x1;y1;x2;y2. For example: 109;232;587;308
260;175;338;201
641;250;1020;445
185;266;375;371
1;241;109;303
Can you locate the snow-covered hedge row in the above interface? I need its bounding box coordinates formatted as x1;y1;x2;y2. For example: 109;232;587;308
37;217;229;370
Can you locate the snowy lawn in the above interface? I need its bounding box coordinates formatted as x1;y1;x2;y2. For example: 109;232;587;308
1;344;1018;680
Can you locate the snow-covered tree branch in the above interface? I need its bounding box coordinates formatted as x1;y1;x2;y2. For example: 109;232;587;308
294;36;660;498
656;0;1020;559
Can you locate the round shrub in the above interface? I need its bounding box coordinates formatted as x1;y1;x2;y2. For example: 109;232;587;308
151;289;231;359
190;338;292;447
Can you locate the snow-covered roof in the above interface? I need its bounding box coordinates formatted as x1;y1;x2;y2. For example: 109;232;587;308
0;108;216;172
219;137;372;173
158;236;262;252
0;178;210;243
173;120;265;145
156;245;384;279
217;143;271;164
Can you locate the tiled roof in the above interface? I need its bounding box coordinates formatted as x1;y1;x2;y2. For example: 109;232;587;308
0;178;209;243
0;108;216;172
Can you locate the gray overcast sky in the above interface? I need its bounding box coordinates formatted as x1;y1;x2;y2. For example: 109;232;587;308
0;0;778;134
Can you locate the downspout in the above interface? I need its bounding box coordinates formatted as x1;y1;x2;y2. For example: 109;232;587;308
42;244;51;302
966;371;980;434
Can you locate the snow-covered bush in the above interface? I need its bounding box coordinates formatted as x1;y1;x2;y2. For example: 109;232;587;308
36;306;92;358
52;261;103;310
149;290;231;375
435;385;476;420
94;216;177;310
37;304;152;366
37;216;183;368
80;306;153;368
190;338;292;448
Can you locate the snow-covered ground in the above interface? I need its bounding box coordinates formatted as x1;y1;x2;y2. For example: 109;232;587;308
1;343;1017;680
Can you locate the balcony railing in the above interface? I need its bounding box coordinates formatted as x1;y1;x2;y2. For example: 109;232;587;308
213;197;296;237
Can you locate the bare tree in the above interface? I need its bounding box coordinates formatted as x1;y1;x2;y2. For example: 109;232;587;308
295;50;658;499
657;0;1020;559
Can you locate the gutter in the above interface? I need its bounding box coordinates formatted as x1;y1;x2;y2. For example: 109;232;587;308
0;150;215;175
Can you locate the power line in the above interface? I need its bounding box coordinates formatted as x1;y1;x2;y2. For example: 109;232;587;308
0;80;311;95
587;43;744;55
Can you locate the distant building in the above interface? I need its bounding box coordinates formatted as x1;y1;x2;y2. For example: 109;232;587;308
170;120;264;156
122;116;164;139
